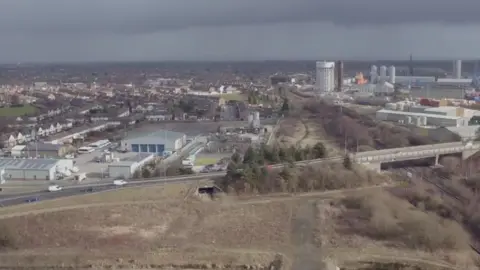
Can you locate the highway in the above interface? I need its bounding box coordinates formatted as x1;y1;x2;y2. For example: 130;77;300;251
3;139;479;207
0;156;343;207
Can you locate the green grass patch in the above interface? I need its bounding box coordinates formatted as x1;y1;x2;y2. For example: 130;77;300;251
220;93;245;101
194;157;219;166
0;105;36;117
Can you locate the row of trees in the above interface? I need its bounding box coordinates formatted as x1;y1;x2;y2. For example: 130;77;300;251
133;159;194;179
219;151;369;194
220;142;335;193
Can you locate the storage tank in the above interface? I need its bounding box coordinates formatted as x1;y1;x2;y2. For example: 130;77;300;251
254;111;260;122
420;116;427;126
406;116;412;124
379;65;387;78
415;117;421;126
388;66;396;84
247;114;254;127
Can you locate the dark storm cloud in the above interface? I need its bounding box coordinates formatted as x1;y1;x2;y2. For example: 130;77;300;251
0;0;479;36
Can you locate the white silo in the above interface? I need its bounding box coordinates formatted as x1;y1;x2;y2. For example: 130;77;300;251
370;65;378;84
247;113;254;128
388;66;396;84
379;65;387;78
316;61;335;92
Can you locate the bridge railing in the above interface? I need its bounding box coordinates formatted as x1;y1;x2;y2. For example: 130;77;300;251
354;141;470;157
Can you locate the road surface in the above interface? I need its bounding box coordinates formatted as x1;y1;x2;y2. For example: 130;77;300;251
0;156;343;207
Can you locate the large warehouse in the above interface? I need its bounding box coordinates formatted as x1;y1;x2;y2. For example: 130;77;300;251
121;129;186;156
0;158;74;181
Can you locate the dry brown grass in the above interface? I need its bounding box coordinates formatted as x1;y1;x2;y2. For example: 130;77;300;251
0;179;474;270
275;117;306;146
0;183;293;269
0;182;198;217
315;190;476;269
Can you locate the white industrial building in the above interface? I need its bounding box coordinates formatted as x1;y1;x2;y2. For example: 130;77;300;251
352;82;394;95
394;76;436;86
376;109;469;127
108;153;155;179
315;61;335;92
0;158;74;181
121;129;186;156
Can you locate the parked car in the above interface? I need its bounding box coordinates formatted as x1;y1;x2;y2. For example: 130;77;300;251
48;185;63;192
113;180;128;186
82;187;94;193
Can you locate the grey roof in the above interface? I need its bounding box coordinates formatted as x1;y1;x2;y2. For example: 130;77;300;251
26;142;62;151
123;153;154;162
445;125;480;139
0;158;58;170
110;153;154;167
125;129;185;148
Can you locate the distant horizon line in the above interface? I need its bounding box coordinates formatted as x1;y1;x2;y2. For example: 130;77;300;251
1;58;480;65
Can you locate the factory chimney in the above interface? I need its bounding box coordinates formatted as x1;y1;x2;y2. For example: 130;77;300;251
335;61;344;92
453;60;462;79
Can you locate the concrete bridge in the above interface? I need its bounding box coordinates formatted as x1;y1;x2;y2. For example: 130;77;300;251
351;141;480;171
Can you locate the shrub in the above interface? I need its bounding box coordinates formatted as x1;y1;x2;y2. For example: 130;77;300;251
341;191;471;251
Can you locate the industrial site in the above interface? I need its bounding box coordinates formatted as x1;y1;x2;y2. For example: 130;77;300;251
1;57;480;270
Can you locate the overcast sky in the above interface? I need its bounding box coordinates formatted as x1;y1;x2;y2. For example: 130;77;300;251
1;0;480;63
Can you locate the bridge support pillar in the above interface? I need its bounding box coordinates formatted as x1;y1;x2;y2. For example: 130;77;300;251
363;162;381;172
435;154;439;166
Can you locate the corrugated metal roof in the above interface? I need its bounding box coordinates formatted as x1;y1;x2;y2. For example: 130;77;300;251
0;158;58;170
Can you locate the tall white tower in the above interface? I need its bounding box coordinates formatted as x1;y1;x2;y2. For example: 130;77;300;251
370;65;378;84
453;60;462;79
388;65;396;84
316;61;335;92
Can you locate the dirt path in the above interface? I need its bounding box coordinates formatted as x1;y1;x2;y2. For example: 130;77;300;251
290;200;320;270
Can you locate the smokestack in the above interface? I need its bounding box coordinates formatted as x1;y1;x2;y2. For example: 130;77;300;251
409;54;414;76
335;61;343;91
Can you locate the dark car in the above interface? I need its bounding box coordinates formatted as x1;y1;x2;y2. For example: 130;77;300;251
25;197;39;203
82;187;94;193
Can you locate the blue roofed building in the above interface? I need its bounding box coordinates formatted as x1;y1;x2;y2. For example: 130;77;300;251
120;129;186;156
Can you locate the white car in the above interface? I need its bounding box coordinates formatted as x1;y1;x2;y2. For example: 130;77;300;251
113;180;128;186
47;185;63;192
